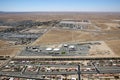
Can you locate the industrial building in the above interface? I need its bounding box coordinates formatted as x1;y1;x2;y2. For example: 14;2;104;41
59;20;91;30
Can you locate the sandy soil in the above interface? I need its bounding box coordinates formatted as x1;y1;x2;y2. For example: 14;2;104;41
89;41;117;57
0;40;9;48
106;40;120;56
32;29;93;45
0;12;120;57
0;12;120;22
32;28;120;45
0;47;20;56
0;26;13;31
95;23;120;31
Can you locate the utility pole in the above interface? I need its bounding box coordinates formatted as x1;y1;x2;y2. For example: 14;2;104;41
78;65;81;80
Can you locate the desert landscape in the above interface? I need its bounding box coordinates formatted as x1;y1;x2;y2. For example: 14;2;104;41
0;12;120;80
0;12;120;57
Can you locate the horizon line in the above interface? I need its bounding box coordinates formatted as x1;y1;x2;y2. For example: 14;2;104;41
1;10;120;12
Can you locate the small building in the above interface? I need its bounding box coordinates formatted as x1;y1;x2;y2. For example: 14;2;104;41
53;48;60;51
46;48;52;51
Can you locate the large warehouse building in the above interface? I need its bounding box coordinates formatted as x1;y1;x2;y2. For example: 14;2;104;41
59;20;91;30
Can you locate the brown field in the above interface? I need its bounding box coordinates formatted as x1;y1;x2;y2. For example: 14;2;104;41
95;22;120;31
0;26;13;31
32;28;120;45
0;28;6;31
0;12;120;57
0;47;20;56
32;29;93;45
106;40;120;56
32;28;120;56
0;40;9;48
0;12;120;22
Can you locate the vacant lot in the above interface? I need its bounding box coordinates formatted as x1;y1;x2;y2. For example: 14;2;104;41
106;40;120;56
95;22;120;31
0;26;13;31
32;28;120;45
0;47;21;56
32;29;93;45
0;40;9;48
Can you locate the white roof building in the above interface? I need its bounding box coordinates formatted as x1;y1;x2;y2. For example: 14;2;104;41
46;48;52;51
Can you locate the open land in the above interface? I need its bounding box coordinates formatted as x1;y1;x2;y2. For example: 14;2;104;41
0;47;21;57
0;12;120;80
0;12;120;57
106;40;120;56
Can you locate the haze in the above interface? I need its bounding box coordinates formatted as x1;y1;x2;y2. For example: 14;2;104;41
0;0;120;12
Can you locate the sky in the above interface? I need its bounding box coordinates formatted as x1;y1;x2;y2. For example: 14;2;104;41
0;0;120;12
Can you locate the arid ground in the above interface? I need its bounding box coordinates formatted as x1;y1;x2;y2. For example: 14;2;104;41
0;12;120;57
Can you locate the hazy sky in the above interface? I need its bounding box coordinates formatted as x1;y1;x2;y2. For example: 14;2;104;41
0;0;120;12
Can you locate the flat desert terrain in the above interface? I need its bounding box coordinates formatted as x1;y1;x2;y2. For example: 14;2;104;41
0;40;9;48
32;28;120;56
32;29;92;45
32;29;120;45
106;40;120;56
0;47;21;57
0;12;120;57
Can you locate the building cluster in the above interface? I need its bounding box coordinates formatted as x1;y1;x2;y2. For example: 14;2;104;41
59;20;91;30
0;59;120;80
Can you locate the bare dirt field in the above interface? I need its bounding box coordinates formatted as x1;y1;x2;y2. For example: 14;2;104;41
0;47;21;57
106;40;120;56
32;28;120;57
0;28;6;31
32;29;93;45
0;40;9;48
95;22;120;31
0;26;12;31
0;12;120;57
32;28;120;45
0;12;120;22
89;41;117;57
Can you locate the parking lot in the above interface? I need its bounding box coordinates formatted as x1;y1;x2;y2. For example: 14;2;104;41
19;43;91;56
18;41;114;57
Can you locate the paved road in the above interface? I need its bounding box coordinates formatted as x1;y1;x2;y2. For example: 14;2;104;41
0;66;120;79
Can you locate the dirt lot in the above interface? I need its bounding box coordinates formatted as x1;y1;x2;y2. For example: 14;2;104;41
0;47;21;57
106;40;120;56
0;40;9;48
32;28;120;45
95;23;120;31
0;12;120;57
0;26;12;31
89;41;117;57
32;29;93;45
